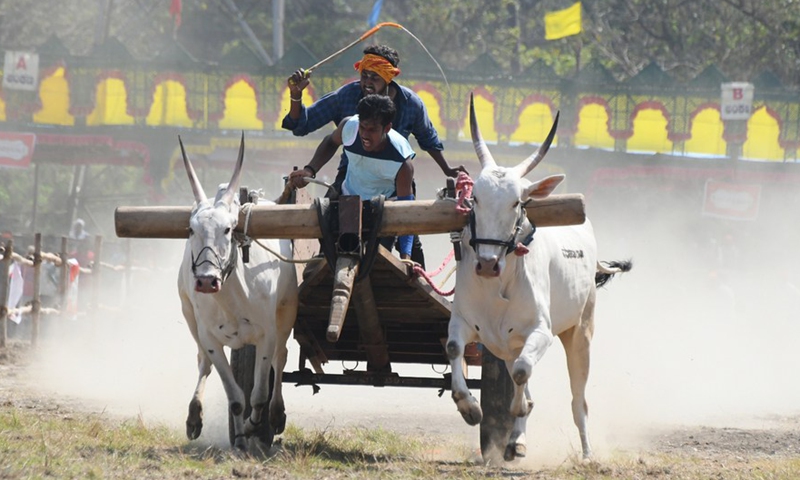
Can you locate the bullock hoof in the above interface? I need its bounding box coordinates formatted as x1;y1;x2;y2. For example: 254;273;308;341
233;434;248;452
503;442;526;461
456;398;483;426
186;399;203;440
270;410;287;435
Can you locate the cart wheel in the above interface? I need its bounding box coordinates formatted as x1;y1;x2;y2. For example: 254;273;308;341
479;348;514;463
229;345;275;449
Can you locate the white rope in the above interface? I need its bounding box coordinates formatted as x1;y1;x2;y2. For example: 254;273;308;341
303;176;337;196
240;202;319;265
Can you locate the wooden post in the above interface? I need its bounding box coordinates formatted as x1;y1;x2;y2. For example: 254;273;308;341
59;237;69;320
91;235;103;312
352;276;390;372
327;256;358;343
0;239;12;348
31;234;42;347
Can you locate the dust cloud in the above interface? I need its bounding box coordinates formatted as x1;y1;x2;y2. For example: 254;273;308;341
21;145;800;465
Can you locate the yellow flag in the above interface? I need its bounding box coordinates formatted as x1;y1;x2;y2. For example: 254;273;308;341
545;2;582;40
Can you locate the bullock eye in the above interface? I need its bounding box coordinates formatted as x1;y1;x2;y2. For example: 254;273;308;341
513;200;520;208
224;227;231;234
188;227;194;236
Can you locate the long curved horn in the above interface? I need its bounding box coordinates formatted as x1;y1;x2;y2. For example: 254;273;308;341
469;93;497;169
219;131;245;206
514;111;559;178
179;136;207;204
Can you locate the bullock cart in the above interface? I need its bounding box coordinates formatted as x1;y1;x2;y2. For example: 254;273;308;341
115;181;585;457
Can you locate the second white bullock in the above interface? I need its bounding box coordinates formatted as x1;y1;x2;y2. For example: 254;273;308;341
177;135;298;451
446;95;631;461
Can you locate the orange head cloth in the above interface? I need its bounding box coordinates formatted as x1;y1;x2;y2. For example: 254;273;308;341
354;54;401;84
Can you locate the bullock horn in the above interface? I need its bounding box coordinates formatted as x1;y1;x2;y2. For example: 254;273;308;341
179;136;208;205
219;131;246;206
514;111;559;178
469;93;497;169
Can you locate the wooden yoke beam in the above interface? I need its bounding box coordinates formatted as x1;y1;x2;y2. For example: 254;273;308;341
114;194;585;239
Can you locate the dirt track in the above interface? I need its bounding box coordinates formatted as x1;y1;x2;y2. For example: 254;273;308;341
3;338;800;478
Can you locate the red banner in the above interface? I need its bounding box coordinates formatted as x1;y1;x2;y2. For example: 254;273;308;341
702;179;761;221
0;132;36;168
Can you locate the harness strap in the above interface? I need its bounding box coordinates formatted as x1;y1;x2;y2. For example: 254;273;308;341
467;200;535;257
191;241;238;282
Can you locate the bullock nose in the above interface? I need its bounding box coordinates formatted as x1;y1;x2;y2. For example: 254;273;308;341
476;256;501;277
195;276;221;293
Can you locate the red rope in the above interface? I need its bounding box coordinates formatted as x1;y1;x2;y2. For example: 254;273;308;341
426;249;454;277
411;173;473;297
413;264;454;297
455;172;474;214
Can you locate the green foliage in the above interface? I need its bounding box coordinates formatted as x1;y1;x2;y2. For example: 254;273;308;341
1;0;798;85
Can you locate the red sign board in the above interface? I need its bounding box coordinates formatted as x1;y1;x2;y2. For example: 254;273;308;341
0;132;36;168
702;179;761;221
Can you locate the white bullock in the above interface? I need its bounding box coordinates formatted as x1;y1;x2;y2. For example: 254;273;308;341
446;96;631;461
177;135;298;451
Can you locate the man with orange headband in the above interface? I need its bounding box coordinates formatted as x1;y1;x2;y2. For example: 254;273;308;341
283;45;465;183
282;45;465;267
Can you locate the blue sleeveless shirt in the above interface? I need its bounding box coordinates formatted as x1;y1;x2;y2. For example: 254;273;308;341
341;116;416;200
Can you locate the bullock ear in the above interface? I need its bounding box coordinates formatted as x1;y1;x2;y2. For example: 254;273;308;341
469;93;497;169
219;131;246;206
514;111;559;178
179;136;208;205
524;174;565;200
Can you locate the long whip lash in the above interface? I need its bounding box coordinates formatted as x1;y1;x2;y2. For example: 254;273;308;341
302;22;451;94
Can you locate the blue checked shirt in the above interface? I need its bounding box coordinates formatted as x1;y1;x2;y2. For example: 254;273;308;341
281;81;444;170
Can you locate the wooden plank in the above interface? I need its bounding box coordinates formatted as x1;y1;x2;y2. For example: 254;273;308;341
114;194;586;239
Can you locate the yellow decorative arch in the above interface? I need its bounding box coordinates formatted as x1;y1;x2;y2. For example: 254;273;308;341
685;108;725;156
32;66;74;125
743;106;784;161
86;77;134;126
415;90;445;135
0;95;5;121
574;103;614;150
462;92;498;143
510;102;557;145
628;108;672;153
219;79;263;130
146;80;192;127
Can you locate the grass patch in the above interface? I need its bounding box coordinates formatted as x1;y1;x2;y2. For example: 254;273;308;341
3;402;800;479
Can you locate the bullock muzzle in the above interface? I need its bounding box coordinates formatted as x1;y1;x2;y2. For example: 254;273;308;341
194;275;222;293
475;256;501;277
190;244;238;294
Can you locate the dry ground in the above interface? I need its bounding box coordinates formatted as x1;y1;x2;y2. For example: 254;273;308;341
3;340;800;479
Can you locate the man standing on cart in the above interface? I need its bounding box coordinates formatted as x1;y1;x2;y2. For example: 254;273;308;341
282;45;466;267
287;94;416;261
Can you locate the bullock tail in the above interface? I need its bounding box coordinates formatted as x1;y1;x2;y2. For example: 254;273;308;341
595;260;633;288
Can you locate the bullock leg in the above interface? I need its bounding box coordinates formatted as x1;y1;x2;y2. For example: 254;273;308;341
504;378;532;461
245;340;273;446
268;303;296;435
446;315;482;425
558;295;596;460
510;327;552;417
180;294;211;441
200;334;249;450
186;349;212;440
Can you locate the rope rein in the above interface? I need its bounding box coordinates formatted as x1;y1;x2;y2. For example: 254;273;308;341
240;201;318;264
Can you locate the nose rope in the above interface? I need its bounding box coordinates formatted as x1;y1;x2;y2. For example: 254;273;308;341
191;244;237;283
